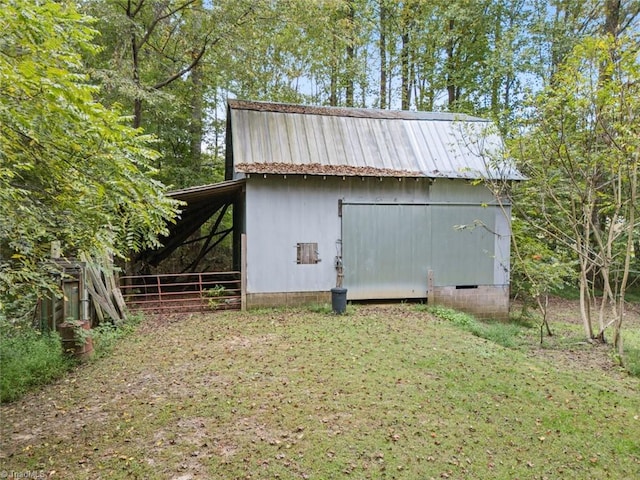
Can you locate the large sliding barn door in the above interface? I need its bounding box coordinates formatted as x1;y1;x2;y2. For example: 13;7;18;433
342;204;431;300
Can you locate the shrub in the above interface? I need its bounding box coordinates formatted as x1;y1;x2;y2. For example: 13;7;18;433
0;329;72;403
91;314;143;359
421;305;528;349
471;322;525;348
625;347;640;377
424;305;477;327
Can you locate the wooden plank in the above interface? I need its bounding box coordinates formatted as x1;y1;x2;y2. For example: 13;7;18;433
85;261;122;321
102;254;126;320
112;287;128;318
91;294;105;323
86;277;120;321
241;234;247;311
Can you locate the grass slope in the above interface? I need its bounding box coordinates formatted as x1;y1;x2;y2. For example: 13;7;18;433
1;305;638;479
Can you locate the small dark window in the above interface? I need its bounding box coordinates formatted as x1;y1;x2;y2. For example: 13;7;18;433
297;243;319;264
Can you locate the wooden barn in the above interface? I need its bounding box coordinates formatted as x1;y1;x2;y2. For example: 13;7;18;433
137;100;524;319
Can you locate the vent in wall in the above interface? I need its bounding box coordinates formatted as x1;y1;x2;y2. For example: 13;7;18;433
297;243;319;264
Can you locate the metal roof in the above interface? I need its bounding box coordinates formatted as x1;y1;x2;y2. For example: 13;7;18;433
136;179;245;266
168;179;245;204
228;100;525;180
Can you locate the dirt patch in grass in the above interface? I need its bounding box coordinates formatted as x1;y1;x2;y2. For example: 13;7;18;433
1;300;639;479
534;295;640;327
514;296;640;379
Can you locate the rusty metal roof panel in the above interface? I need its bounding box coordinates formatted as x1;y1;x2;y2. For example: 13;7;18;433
229;100;525;180
168;179;245;204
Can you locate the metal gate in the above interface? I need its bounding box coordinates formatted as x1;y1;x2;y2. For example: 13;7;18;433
119;271;242;314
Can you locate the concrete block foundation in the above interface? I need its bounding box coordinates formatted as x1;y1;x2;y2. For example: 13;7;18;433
429;285;510;320
246;285;510;321
246;291;331;309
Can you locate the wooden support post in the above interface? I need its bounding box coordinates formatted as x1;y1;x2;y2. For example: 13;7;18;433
241;234;247;311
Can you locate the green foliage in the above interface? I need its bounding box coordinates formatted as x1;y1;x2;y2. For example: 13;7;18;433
307;303;334;314
511;33;640;340
83;0;256;189
204;285;227;310
307;302;356;315
205;285;227;297
424;304;478;327
625;347;640;377
0;307;143;403
91;315;143;359
0;329;72;403
472;322;528;349
510;217;576;304
621;326;640;378
423;304;531;349
0;0;179;305
64;320;94;349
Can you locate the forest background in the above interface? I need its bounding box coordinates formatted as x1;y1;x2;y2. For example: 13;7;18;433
1;0;639;357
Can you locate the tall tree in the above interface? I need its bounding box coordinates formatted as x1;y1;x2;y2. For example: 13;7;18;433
513;33;640;352
94;0;212;129
84;0;259;187
378;0;389;108
0;0;178;306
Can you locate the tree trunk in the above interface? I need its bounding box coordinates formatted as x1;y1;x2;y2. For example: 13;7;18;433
345;0;355;107
579;269;594;340
379;0;387;109
614;159;637;355
330;30;338;106
490;6;502;114
189;60;203;170
577;214;594;341
604;0;621;38
446;19;457;108
133;97;142;129
401;31;410;110
128;1;142;129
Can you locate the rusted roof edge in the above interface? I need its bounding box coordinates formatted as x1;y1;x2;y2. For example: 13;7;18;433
228;99;488;122
168;178;246;203
235;162;524;180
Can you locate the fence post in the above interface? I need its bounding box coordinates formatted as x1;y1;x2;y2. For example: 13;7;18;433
157;275;162;308
241;233;247;311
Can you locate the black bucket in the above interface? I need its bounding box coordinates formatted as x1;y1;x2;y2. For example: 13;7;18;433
331;287;348;314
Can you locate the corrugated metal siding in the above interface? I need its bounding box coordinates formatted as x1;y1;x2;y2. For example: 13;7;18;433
229;101;524;180
244;175;511;298
342;204;431;299
244;176;432;294
429;205;496;286
341;202;500;298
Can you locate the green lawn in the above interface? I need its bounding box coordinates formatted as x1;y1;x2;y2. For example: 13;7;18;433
1;304;638;479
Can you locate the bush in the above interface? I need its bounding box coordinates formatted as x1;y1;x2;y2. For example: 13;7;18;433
423;305;477;327
0;329;72;403
91;315;142;359
471;322;525;348
625;347;640;377
421;305;528;349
